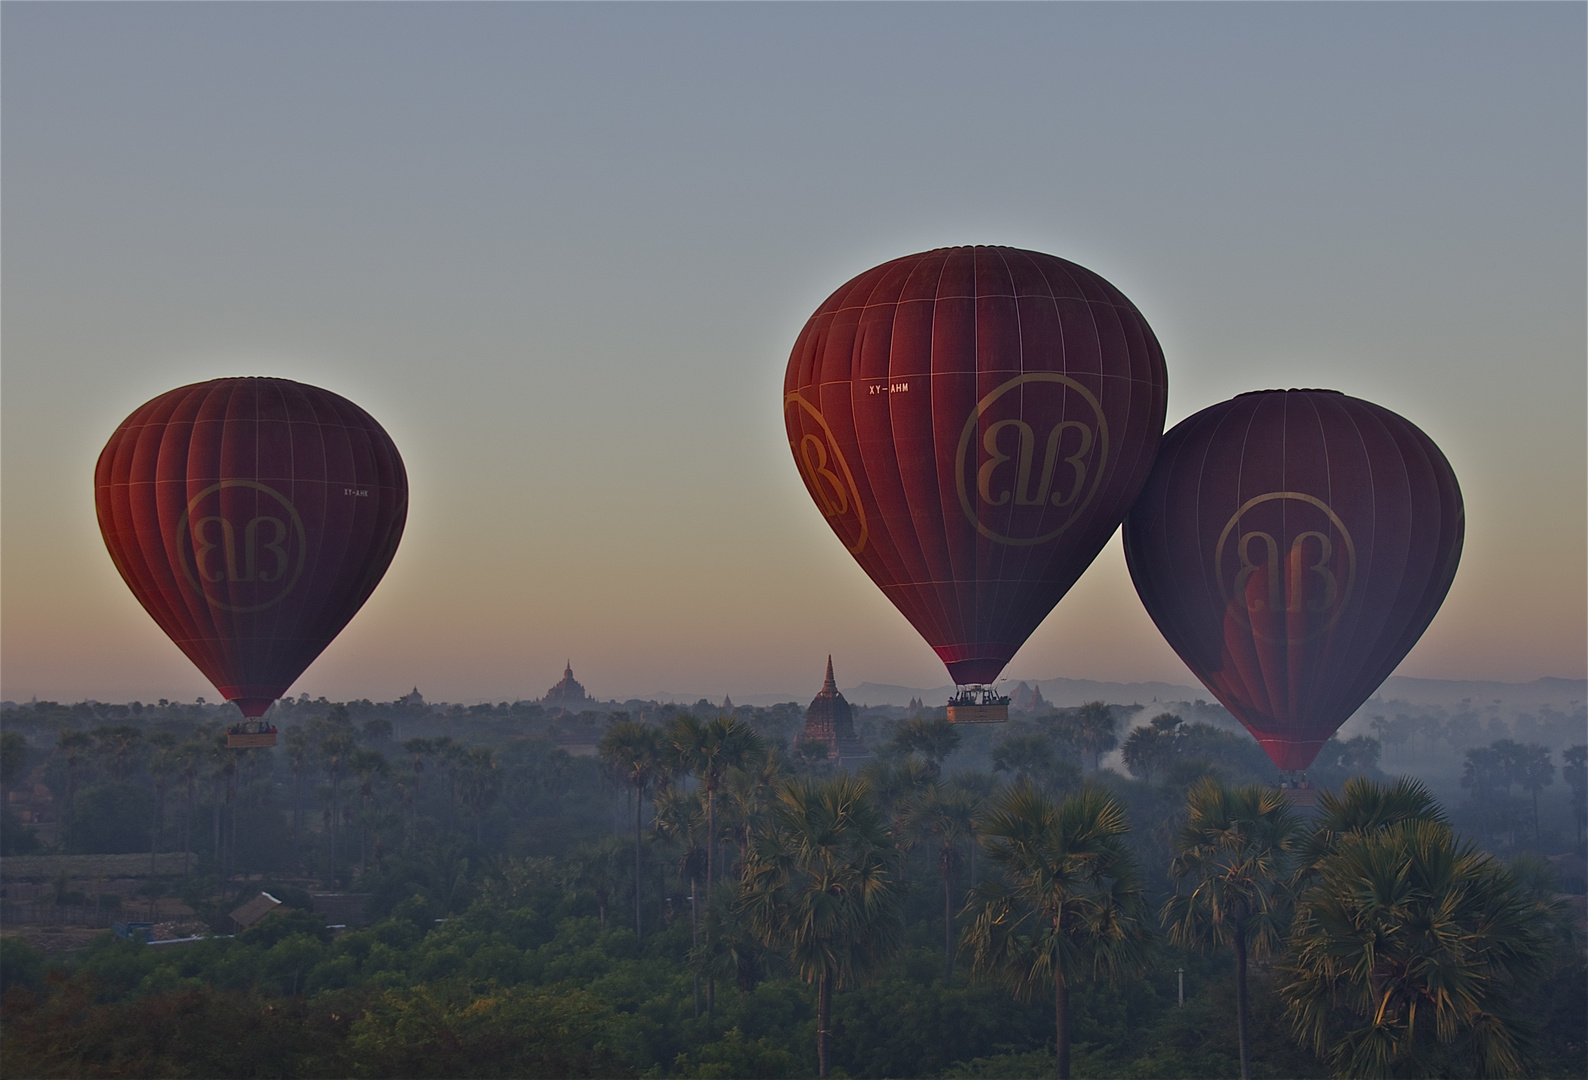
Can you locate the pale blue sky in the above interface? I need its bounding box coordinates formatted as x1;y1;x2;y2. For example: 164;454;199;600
4;2;1583;704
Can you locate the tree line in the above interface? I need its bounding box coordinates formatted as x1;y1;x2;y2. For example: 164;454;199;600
1;700;1584;1078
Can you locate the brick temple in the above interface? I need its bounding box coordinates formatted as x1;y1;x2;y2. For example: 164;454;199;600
802;656;870;767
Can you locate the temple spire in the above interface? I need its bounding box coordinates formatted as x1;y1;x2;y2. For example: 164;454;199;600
823;655;837;694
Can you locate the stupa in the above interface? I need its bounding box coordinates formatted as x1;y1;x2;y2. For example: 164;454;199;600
802;657;870;766
543;661;590;706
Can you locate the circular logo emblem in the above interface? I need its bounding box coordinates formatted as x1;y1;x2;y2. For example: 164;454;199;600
175;480;308;612
1214;492;1357;642
785;392;868;555
954;372;1110;547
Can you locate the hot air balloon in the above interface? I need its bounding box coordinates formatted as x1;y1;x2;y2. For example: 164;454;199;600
95;377;408;746
784;246;1168;721
1123;389;1463;775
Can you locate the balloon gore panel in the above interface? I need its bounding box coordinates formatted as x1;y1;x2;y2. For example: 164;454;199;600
1122;390;1463;771
784;246;1168;685
95;378;408;716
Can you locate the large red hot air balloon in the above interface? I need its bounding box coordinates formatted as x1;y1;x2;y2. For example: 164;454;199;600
784;246;1168;719
95;378;408;731
1123;389;1463;772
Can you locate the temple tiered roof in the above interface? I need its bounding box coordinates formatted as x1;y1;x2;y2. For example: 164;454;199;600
802;656;870;767
544;661;590;705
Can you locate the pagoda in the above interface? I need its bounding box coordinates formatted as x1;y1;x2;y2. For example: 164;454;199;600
543;661;590;706
802;657;870;766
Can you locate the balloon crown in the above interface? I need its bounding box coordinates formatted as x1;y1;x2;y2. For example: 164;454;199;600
1236;388;1344;397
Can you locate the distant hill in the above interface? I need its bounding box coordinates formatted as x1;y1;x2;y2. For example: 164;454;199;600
843;678;1206;709
605;675;1585;713
1368;676;1585;708
841;675;1586;712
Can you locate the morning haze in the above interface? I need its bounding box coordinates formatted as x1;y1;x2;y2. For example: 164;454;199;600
2;3;1583;704
4;7;1586;1080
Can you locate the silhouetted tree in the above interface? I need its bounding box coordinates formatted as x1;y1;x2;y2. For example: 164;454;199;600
962;783;1154;1080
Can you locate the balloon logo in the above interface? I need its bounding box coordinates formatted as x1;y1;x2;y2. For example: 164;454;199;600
1214;492;1358;643
954;372;1109;546
174;480;309;611
96;377;408;718
785;392;868;554
784;246;1168;692
1124;389;1463;772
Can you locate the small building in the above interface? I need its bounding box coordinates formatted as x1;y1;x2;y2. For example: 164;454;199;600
229;891;282;932
802;657;870;767
311;892;372;927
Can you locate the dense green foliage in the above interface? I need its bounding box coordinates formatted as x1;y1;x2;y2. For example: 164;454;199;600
2;695;1583;1078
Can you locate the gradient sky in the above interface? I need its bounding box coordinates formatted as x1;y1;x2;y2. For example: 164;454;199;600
4;2;1584;705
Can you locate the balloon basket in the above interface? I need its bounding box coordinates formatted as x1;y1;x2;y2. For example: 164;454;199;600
946;687;1010;724
227;731;277;749
947;703;1009;724
1280;786;1318;809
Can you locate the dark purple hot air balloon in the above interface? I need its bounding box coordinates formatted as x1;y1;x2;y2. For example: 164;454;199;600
96;378;408;725
784;247;1167;719
1123;389;1463;772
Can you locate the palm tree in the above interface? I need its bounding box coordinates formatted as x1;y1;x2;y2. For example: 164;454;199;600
401;736;432;850
668;713;764;894
458;745;499;847
1293;774;1447;883
991;732;1081;793
719;751;786;884
1120;713;1181;784
892;716;962;778
204;733;235;876
599;720;664;941
146;732;178;878
902;782;981;980
961;783;1153;1080
1282;819;1555;1078
562;835;630;930
349;748;389;878
55;730;92;851
741;775;903;1078
653;784;709;1015
1162;777;1301;1080
1563;744;1587;845
174;735;204;875
319;728;356;886
91;724;145;782
284;725;312;850
1512;743;1554;845
1067;701;1118;772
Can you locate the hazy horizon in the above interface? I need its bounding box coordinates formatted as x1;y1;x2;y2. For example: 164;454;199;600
4;3;1584;706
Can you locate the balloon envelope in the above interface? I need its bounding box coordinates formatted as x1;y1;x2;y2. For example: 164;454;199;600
95;378;408;715
784;246;1167;685
1123;389;1463;770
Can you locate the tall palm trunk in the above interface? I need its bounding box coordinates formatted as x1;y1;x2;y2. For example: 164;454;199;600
633;780;644;941
1055;969;1070;1080
817;969;834;1079
212;776;223;863
182;774;195;876
1234;932;1250;1080
291;762;303;848
942;848;954;980
706;780;717;1016
691;879;701;1018
229;769;239;883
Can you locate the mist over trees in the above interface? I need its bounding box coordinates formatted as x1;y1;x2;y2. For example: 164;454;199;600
1;688;1583;1078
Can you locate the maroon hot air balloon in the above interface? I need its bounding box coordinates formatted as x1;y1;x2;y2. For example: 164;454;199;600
95;378;408;728
1123;389;1463;773
784;246;1167;719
